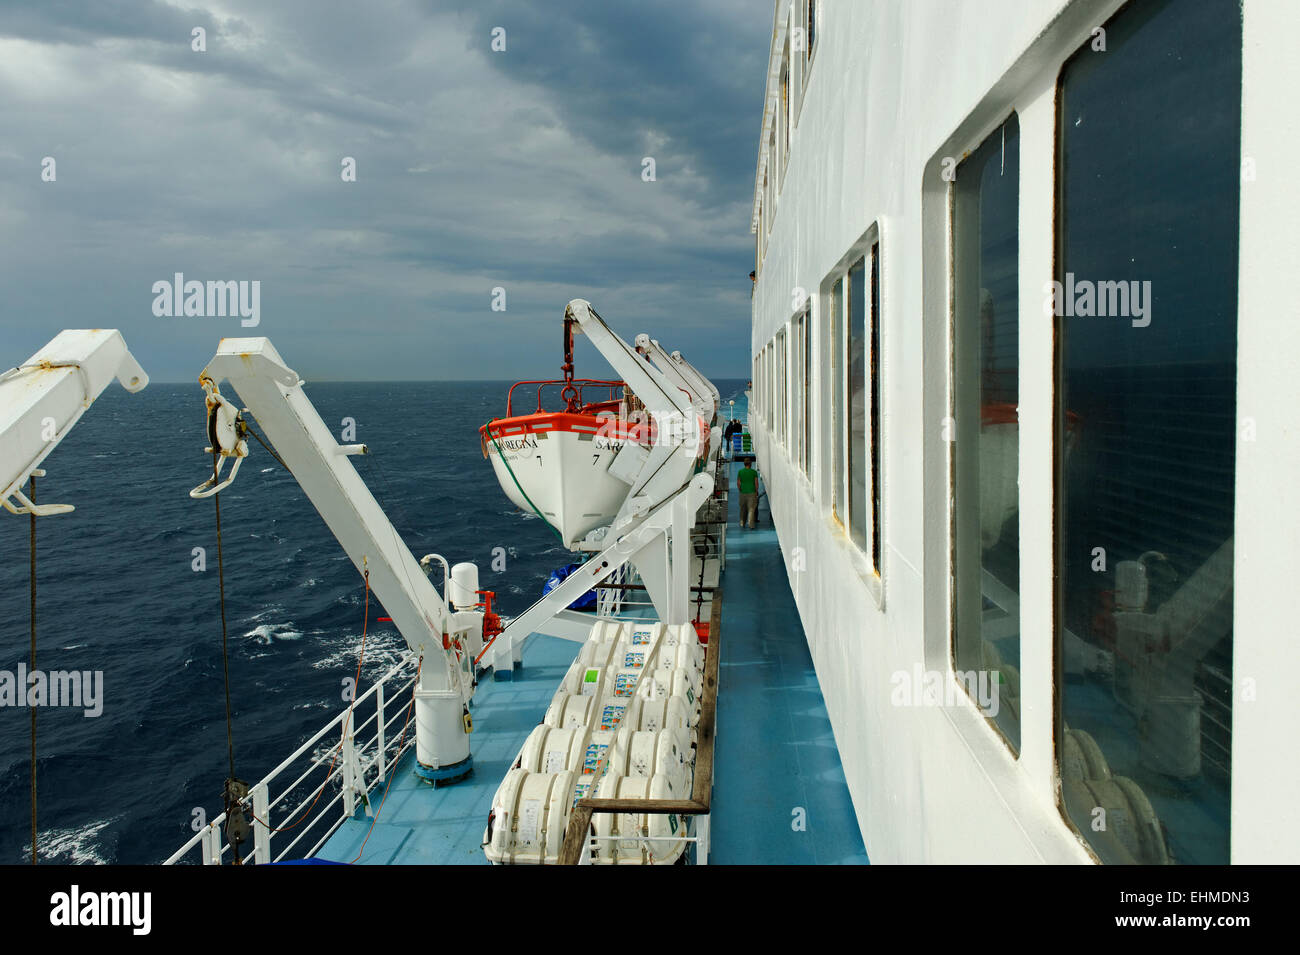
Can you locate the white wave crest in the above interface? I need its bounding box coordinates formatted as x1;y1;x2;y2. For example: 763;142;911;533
245;623;303;644
28;818;115;865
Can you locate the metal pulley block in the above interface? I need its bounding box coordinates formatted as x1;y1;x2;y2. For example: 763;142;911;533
225;808;251;847
223;777;252;851
190;376;250;498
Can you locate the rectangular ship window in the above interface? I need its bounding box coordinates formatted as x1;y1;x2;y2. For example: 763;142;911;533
780;39;790;181
802;301;811;477
765;342;771;431
764;335;774;441
806;0;816;63
759;140;769;237
1056;0;1240;866
793;308;806;471
823;234;882;566
847;256;868;552
791;4;803;117
777;327;787;447
829;277;845;525
869;242;881;574
952;112;1021;753
766;343;774;426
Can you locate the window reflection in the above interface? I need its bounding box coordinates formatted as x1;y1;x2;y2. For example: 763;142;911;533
1056;0;1240;865
953;114;1022;753
848;257;867;552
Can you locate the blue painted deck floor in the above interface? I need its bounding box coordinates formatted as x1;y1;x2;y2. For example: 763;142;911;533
711;458;868;864
318;449;867;864
316;634;581;864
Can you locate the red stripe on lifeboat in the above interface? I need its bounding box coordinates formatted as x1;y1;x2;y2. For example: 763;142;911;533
480;411;654;454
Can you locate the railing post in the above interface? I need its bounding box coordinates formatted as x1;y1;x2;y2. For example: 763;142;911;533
342;728;355;817
251;783;271;865
697;813;711;865
161;655;421;865
376;682;386;784
202;822;221;865
720;497;727;571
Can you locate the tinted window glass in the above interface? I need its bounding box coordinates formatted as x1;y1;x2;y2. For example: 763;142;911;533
953;113;1021;752
1056;0;1240;865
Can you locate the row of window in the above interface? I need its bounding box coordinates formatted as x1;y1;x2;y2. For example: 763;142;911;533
755;1;819;272
753;235;882;583
752;0;1240;866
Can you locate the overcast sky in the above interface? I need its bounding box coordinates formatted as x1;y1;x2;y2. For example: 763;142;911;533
0;0;769;382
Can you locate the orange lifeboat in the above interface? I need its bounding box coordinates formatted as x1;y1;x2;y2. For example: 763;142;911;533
480;378;652;548
481;315;712;549
481;314;653;548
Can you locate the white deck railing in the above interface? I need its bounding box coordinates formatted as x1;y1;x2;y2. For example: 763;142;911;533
163;652;419;865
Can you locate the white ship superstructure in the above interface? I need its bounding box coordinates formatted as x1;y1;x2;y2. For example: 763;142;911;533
748;0;1298;863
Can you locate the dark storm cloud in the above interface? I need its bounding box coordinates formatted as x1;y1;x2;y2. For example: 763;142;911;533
441;0;768;210
0;0;230;45
0;0;770;381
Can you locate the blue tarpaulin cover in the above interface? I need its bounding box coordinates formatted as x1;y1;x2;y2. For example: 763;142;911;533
542;562;598;611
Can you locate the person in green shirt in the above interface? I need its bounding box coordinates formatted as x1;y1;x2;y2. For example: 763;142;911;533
737;458;760;528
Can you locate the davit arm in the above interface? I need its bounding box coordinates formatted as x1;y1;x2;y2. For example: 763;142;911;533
191;337;475;776
1;329;148;516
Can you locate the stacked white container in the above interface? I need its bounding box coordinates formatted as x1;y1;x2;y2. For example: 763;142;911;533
483;619;706;864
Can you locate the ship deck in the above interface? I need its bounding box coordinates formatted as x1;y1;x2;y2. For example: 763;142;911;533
317;408;867;864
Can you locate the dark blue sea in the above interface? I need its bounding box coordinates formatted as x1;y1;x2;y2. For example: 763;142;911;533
0;378;745;864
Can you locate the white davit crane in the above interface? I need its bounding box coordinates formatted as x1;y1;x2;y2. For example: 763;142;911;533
564;300;714;533
190;337;481;782
634;332;719;428
669;348;721;424
479;301;718;675
1;329;148;516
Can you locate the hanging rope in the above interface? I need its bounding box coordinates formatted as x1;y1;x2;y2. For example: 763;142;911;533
29;474;36;866
211;450;249;865
242;417;288;472
213;452;236;784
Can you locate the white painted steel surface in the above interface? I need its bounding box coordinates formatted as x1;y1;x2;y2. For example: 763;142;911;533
748;0;1299;863
1;329;148;516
